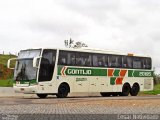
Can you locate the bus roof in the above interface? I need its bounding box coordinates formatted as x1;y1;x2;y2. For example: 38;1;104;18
22;47;151;58
58;48;151;58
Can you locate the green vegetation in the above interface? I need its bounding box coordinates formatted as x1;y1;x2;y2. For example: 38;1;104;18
0;79;13;87
0;54;17;87
0;54;16;67
142;84;160;95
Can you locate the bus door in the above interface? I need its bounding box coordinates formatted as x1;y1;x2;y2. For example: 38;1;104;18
38;49;56;93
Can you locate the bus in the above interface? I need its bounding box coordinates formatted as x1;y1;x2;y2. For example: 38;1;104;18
7;48;153;98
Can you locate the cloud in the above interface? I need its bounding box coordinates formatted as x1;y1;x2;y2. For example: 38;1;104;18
0;0;160;73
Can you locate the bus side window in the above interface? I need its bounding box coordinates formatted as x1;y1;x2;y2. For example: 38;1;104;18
117;56;122;68
122;56;127;68
76;52;92;66
127;57;133;68
93;54;107;67
133;57;142;69
60;58;66;65
76;58;82;66
98;55;106;67
84;55;92;66
143;58;151;69
58;51;67;65
109;55;117;67
104;55;108;67
93;55;98;67
67;52;76;66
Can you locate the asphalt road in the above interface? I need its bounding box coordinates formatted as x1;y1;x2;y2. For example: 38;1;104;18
0;95;160;120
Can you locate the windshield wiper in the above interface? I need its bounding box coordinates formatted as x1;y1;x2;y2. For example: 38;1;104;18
16;62;28;81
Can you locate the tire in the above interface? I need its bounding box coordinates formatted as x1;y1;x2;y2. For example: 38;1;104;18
100;92;111;97
112;92;118;96
56;84;69;98
37;94;48;98
130;83;140;96
121;83;131;96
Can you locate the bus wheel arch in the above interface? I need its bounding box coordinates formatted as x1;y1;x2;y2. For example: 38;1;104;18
56;82;70;98
121;83;131;96
130;83;140;96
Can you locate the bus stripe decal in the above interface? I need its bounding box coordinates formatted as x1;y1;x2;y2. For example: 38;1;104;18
120;70;127;77
109;69;127;85
108;69;114;76
115;77;123;84
61;66;67;76
110;77;116;85
113;70;120;77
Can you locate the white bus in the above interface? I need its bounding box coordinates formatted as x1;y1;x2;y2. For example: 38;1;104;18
8;48;153;98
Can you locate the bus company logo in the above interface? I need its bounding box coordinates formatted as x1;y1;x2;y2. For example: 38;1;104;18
67;69;92;75
61;66;92;76
139;72;152;77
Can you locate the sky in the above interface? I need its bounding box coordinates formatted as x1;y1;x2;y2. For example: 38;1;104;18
0;0;160;73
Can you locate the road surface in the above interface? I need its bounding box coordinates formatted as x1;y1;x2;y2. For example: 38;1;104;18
0;95;160;120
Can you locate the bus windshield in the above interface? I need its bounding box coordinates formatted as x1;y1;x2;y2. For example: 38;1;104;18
14;49;41;81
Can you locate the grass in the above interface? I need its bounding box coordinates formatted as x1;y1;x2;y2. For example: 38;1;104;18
0;79;13;87
0;54;17;83
0;54;17;67
142;84;160;95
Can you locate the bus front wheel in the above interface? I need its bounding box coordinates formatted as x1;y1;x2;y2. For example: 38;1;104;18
56;83;70;98
37;94;48;98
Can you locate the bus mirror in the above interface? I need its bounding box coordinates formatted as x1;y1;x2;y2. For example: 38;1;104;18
33;57;41;68
7;58;17;69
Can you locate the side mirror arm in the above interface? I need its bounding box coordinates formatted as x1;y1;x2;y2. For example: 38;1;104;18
7;58;17;69
33;56;42;68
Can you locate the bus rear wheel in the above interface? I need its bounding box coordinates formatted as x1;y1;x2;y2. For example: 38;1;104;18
37;94;48;98
130;83;140;96
100;92;111;97
121;83;131;96
56;84;70;98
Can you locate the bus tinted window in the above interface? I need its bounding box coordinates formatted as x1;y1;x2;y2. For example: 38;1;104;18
92;54;98;67
133;57;143;69
143;58;151;69
58;51;76;66
108;55;117;67
59;51;92;67
76;52;92;66
39;49;56;82
93;54;107;67
58;50;151;70
108;55;122;68
58;51;68;65
127;57;133;68
68;52;76;65
117;56;122;68
122;56;127;68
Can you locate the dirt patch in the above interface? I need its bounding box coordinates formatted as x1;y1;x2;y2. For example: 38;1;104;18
0;64;13;80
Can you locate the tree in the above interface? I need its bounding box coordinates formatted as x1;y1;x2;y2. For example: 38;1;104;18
64;38;88;48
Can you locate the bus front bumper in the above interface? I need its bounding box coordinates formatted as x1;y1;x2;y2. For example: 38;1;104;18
13;85;38;94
